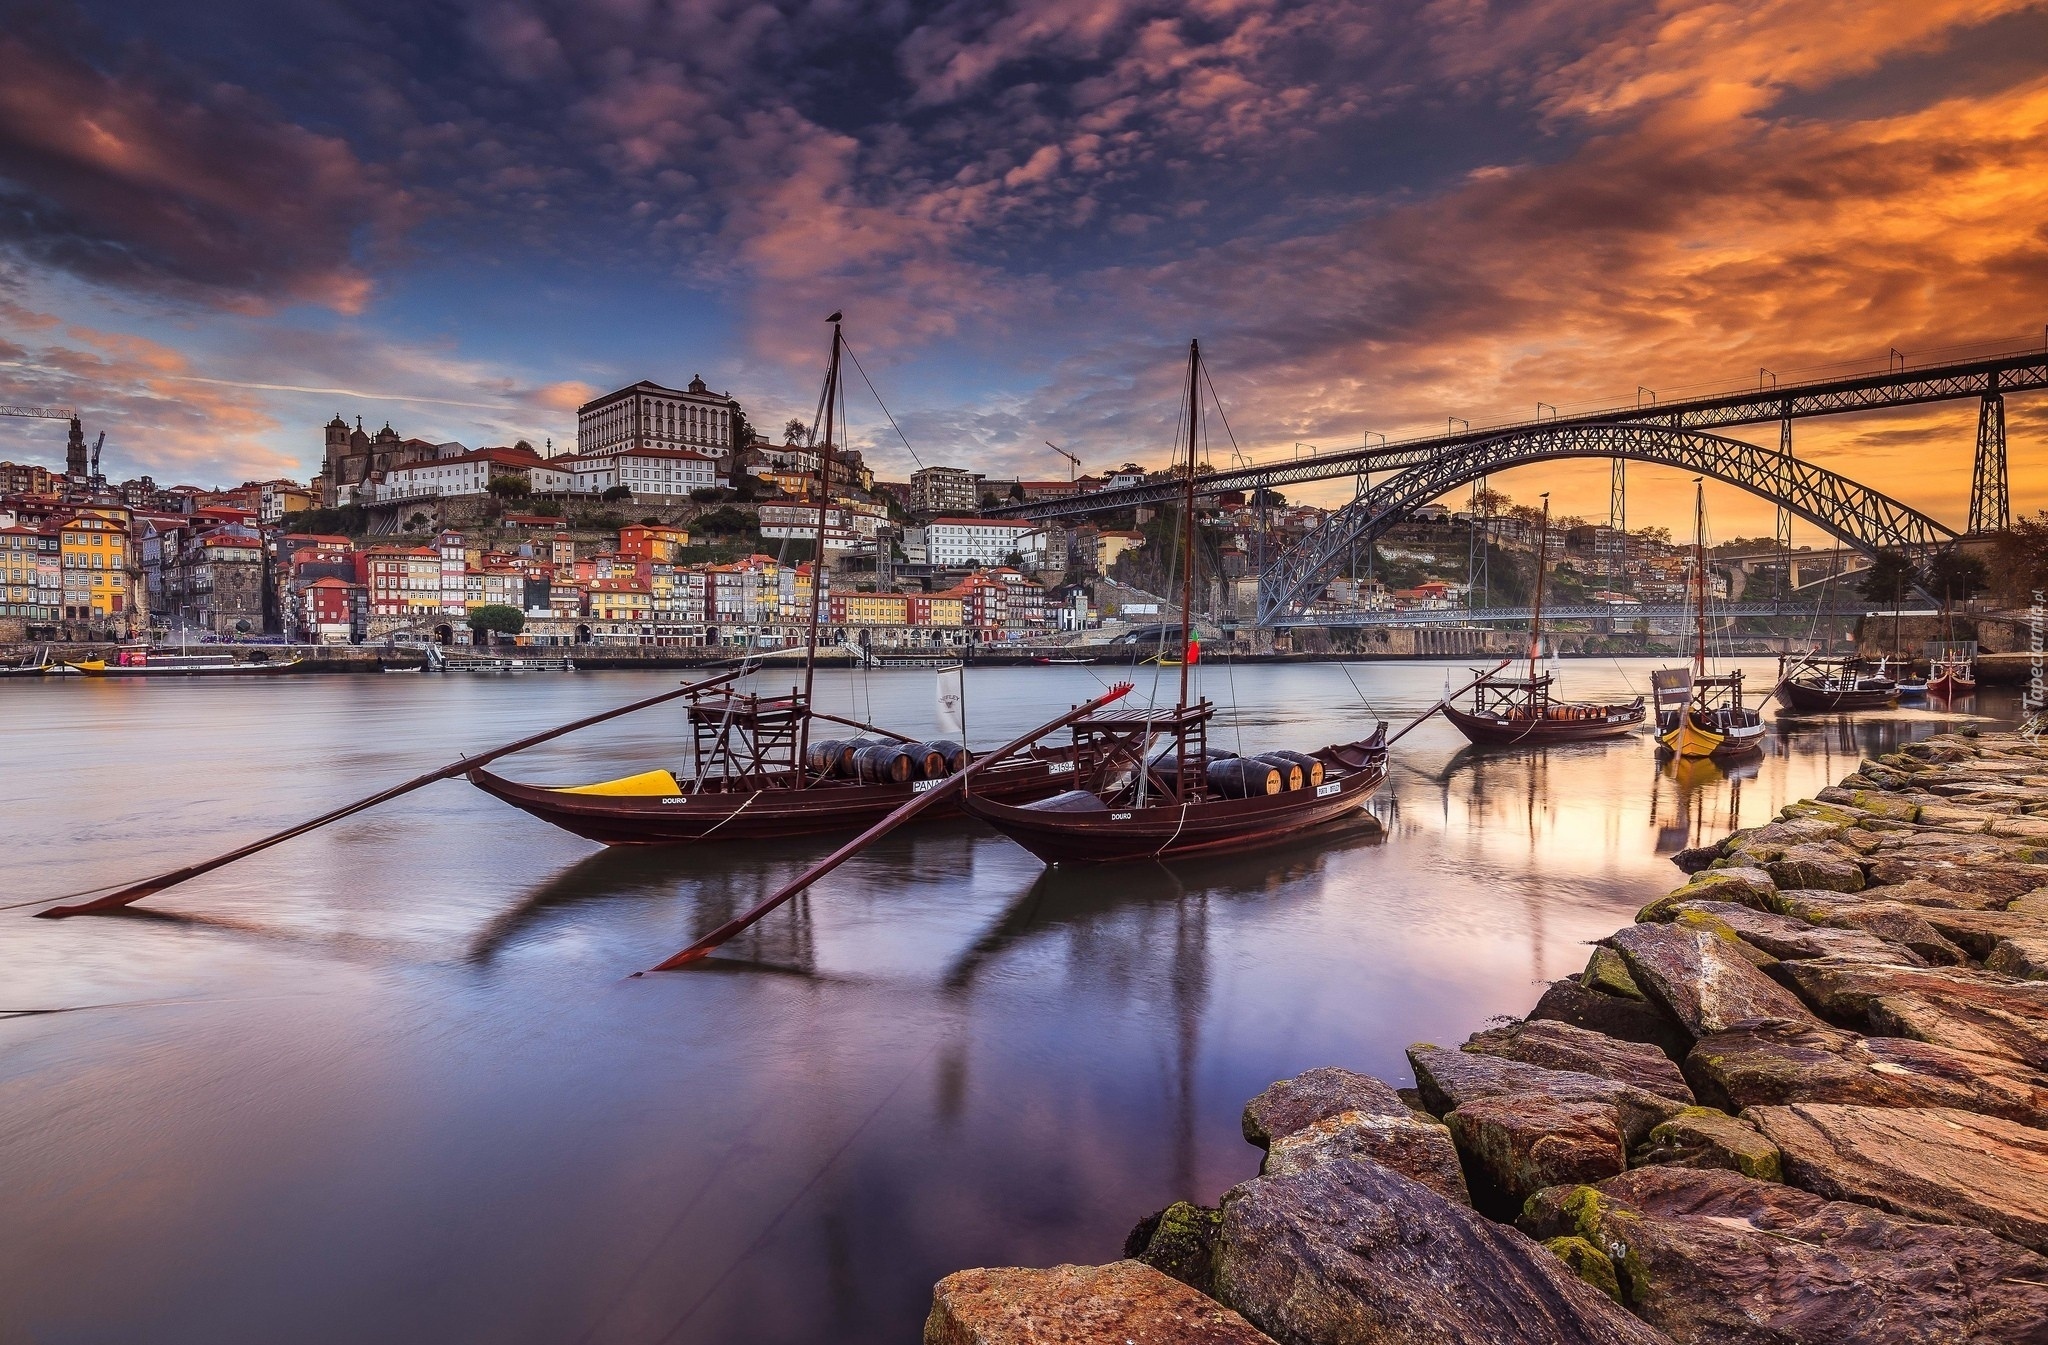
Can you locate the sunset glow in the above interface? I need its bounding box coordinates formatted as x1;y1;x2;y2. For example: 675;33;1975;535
0;0;2043;534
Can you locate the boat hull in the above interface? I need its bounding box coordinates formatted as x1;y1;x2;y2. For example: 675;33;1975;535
468;755;1079;845
1442;701;1645;745
1774;679;1897;712
1656;711;1765;759
958;757;1386;865
72;659;303;677
1928;672;1976;697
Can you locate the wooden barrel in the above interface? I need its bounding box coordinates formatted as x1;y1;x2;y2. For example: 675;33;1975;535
806;739;848;775
1207;758;1281;798
836;737;887;776
902;741;950;779
1251;754;1305;791
1263;749;1325;788
853;743;915;783
920;739;972;774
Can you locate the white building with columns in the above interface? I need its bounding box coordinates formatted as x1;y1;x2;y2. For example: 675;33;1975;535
576;376;740;463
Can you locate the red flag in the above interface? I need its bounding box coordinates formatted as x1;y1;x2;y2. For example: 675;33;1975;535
1186;639;1200;665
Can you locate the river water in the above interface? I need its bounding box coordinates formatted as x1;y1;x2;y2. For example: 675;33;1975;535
0;660;2012;1343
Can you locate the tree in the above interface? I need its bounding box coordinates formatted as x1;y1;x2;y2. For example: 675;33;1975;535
980;491;1001;509
1926;548;1988;606
530;500;563;518
784;418;807;445
731;408;755;454
1858;549;1920;603
1991;515;2048;603
1470;487;1511;517
468;604;524;639
1008;481;1026;503
487;474;531;500
602;485;632;502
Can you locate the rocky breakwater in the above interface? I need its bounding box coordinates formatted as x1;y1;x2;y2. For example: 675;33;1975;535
922;730;2048;1344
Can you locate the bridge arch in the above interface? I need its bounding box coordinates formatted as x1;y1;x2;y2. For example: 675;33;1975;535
1257;423;1956;624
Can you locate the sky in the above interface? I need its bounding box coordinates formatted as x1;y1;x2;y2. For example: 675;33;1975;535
0;0;2045;541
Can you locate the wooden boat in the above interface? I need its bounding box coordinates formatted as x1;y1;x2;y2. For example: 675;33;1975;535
960;702;1387;865
470;683;1081;844
1651;481;1764;759
1442;675;1644;744
958;340;1391;866
1773;654;1897;712
470;315;1078;848
1446;493;1645;746
0;648;73;677
1927;640;1976;698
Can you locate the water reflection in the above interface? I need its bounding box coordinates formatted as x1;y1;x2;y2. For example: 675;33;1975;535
0;662;2024;1345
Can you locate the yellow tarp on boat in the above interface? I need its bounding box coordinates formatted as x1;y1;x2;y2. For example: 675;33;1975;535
556;769;683;796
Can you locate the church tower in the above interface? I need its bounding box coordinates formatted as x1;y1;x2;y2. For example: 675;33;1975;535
65;417;88;480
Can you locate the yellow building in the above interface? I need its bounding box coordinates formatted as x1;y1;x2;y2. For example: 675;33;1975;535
59;507;134;621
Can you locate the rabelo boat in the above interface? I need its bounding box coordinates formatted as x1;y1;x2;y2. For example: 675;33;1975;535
468;316;1078;845
1651;481;1764;759
1441;493;1645;746
1772;654;1898;712
959;339;1392;865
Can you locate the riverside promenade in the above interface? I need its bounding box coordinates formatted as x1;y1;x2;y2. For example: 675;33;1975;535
925;728;2048;1344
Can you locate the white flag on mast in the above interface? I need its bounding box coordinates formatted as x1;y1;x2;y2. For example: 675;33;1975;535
936;663;966;737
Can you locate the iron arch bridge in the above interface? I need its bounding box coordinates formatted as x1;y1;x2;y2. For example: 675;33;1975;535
1257;422;1956;626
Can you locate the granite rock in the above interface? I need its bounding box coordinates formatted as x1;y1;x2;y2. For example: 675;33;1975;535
1461;1019;1693;1103
1777;956;2048;1066
1263;1107;1471;1205
1241;1067;1408;1150
1124;1202;1222;1296
1685;1018;2048;1122
1608;922;1822;1039
926;1261;1277;1345
1527;1165;2048;1344
1448;1095;1628;1212
1407;1045;1686;1143
1749;1102;2048;1253
1213;1156;1671;1345
1527;979;1693;1061
1662;899;1918;965
1628;1106;1783;1182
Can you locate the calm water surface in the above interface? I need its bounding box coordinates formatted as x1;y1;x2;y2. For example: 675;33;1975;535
0;660;2009;1343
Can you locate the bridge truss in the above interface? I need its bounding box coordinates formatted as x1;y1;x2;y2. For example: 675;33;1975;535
1265;600;1873;629
1255;424;1954;624
989;341;2045;524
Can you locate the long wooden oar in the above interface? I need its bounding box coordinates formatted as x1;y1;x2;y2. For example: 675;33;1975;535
33;668;744;918
1385;658;1512;746
640;681;1135;972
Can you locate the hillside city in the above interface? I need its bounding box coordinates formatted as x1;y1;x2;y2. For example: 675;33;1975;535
1;374;1793;652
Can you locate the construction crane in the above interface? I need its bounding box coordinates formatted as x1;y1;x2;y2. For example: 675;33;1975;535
0;404;76;421
90;431;105;486
1;405;96;483
1046;441;1082;481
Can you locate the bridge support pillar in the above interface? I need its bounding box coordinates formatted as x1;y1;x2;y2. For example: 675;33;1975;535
1971;378;2009;534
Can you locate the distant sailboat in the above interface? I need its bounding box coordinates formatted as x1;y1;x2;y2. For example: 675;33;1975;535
1652;480;1764;759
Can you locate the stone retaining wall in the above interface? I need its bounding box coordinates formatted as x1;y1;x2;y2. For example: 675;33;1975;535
928;728;2048;1343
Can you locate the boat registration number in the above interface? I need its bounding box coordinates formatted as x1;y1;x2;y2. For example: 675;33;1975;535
1316;782;1340;797
1047;761;1075;774
912;778;942;793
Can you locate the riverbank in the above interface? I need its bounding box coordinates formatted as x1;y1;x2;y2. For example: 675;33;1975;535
926;728;2048;1343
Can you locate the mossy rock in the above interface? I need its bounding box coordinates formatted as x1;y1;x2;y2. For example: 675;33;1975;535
1849;791;1920;823
1638;867;1777;922
1632;1107;1784;1183
1782;801;1862;827
1123;1200;1220;1296
1581;945;1644;1000
1543;1235;1622;1302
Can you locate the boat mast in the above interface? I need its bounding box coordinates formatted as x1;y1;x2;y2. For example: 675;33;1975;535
1179;339;1200;712
1528;493;1550;683
797;313;843;781
1692;478;1707;677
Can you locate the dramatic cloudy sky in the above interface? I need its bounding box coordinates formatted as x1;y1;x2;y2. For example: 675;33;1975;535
1;0;2045;536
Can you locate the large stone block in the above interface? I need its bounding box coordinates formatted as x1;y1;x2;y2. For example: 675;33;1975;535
926;1261;1276;1344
